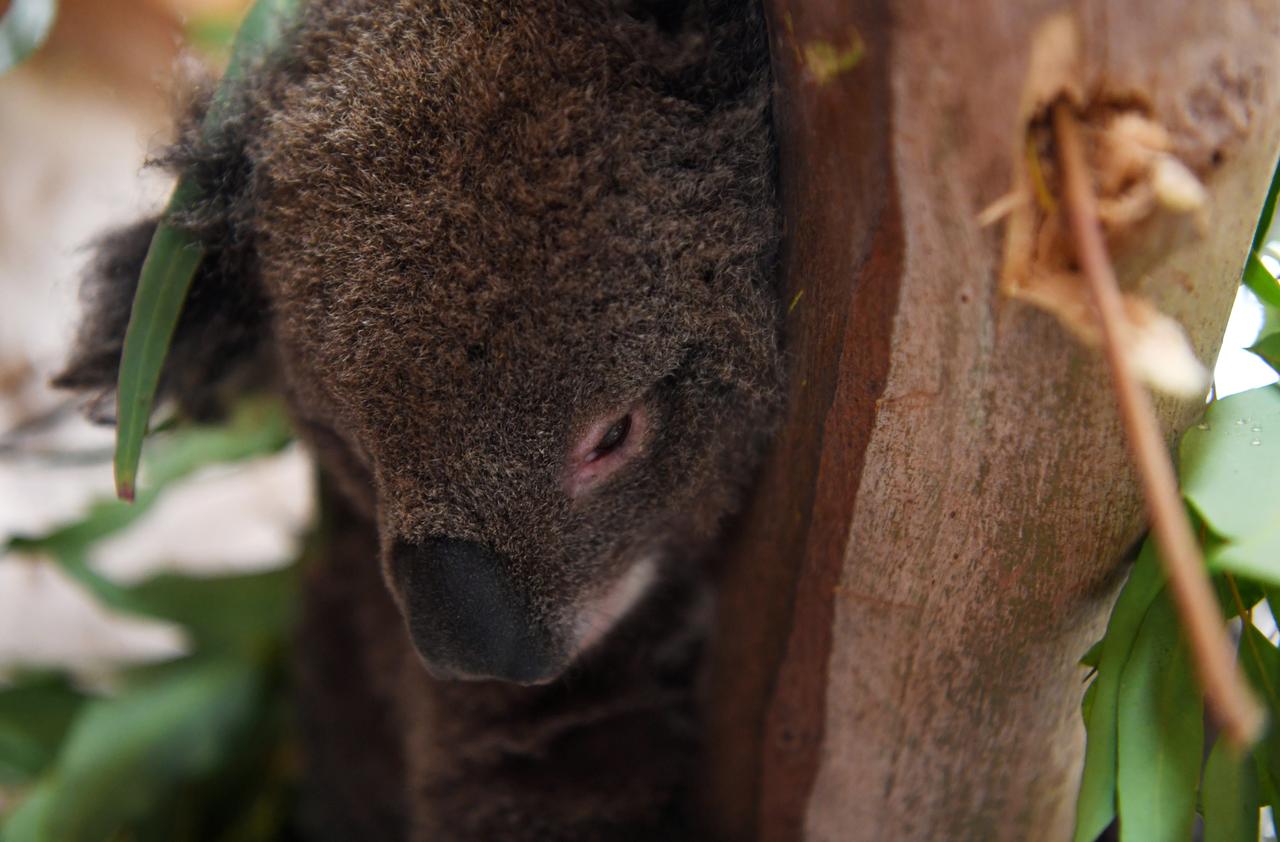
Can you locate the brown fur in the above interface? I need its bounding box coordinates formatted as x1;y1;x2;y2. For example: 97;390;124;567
56;1;781;838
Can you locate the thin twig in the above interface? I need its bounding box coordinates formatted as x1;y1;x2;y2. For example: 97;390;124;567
1053;101;1263;747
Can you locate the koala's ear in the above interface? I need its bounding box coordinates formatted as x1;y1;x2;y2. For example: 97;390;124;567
53;209;270;423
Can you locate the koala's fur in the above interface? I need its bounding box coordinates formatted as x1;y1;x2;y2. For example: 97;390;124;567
56;0;782;839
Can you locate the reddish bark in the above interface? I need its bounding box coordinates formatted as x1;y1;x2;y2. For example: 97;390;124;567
705;2;1280;839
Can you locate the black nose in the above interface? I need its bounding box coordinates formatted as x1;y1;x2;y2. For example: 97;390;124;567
391;537;560;684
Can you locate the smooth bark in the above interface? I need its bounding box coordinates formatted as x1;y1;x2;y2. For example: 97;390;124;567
705;1;1280;840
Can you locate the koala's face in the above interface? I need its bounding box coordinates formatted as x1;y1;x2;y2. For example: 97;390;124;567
244;0;780;684
48;1;779;686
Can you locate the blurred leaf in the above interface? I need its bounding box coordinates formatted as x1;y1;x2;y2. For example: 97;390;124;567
1080;639;1103;669
1081;675;1098;725
1074;541;1165;842
0;785;55;842
1210;525;1280;589
127;566;297;653
1244;158;1280;304
1244;254;1280;309
0;674;85;785
1181;385;1280;545
1239;624;1280;800
1202;737;1260;842
7;399;292;614
0;0;56;75
1250;158;1280;256
1213;572;1264;619
186;17;239;56
1249;331;1280;376
1115;590;1203;842
1;659;260;842
114;0;301;501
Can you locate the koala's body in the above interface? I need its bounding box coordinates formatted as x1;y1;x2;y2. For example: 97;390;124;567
57;0;782;839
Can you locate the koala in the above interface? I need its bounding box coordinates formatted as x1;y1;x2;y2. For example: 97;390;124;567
55;0;782;839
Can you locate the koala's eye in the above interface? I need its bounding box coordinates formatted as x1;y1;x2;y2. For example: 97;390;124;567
587;415;632;462
565;405;648;498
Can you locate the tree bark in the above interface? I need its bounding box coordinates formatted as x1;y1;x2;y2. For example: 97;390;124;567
705;1;1280;840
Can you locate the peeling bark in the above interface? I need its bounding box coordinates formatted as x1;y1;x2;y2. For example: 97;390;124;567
704;1;1280;840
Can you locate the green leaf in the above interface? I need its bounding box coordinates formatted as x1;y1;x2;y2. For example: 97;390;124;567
1080;639;1103;669
126;566;297;653
1181;385;1280;546
0;784;56;842
1202;736;1260;842
1249;331;1280;376
1;659;260;842
1081;675;1099;725
113;0;301;501
7;399;292;615
1238;624;1280;800
0;674;85;785
1115;590;1203;842
1249;157;1280;257
0;0;56;75
112;184;206;502
1244;253;1280;309
1073;541;1165;842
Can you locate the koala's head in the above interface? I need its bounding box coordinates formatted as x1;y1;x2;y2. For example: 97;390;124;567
57;0;782;685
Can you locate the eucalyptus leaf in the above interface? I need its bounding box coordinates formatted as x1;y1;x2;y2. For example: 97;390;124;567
0;784;56;842
4;659;260;842
126;566;297;653
1116;590;1203;842
113;0;301;501
6;399;292;615
1250;158;1280;256
0;674;85;785
1244;253;1280;309
0;0;56;75
1249;332;1280;376
1238;624;1280;800
1073;541;1165;842
1181;386;1280;547
1202;736;1261;842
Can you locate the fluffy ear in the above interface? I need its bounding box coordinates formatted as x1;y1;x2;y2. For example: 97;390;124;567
54;81;271;423
53;213;269;423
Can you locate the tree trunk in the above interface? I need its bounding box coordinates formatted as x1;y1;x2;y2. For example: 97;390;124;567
704;1;1280;840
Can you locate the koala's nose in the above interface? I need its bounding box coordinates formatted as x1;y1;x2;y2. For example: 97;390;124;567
391;537;560;685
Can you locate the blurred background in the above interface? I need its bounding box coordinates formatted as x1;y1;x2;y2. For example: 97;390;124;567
0;0;310;686
1;0;1278;690
0;0;1278;834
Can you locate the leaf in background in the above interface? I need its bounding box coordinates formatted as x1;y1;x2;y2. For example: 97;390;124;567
0;674;85;786
127;566;296;654
1116;590;1203;842
1249;331;1280;376
1081;674;1098;725
0;785;55;842
1202;736;1260;842
1181;385;1280;554
113;0;301;501
0;0;56;75
6;399;292;615
1243;158;1280;305
1238;624;1280;802
1073;541;1165;842
1080;639;1103;669
1244;254;1280;309
1;659;259;842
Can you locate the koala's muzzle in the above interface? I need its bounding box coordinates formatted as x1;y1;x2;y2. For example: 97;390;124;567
391;537;560;684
